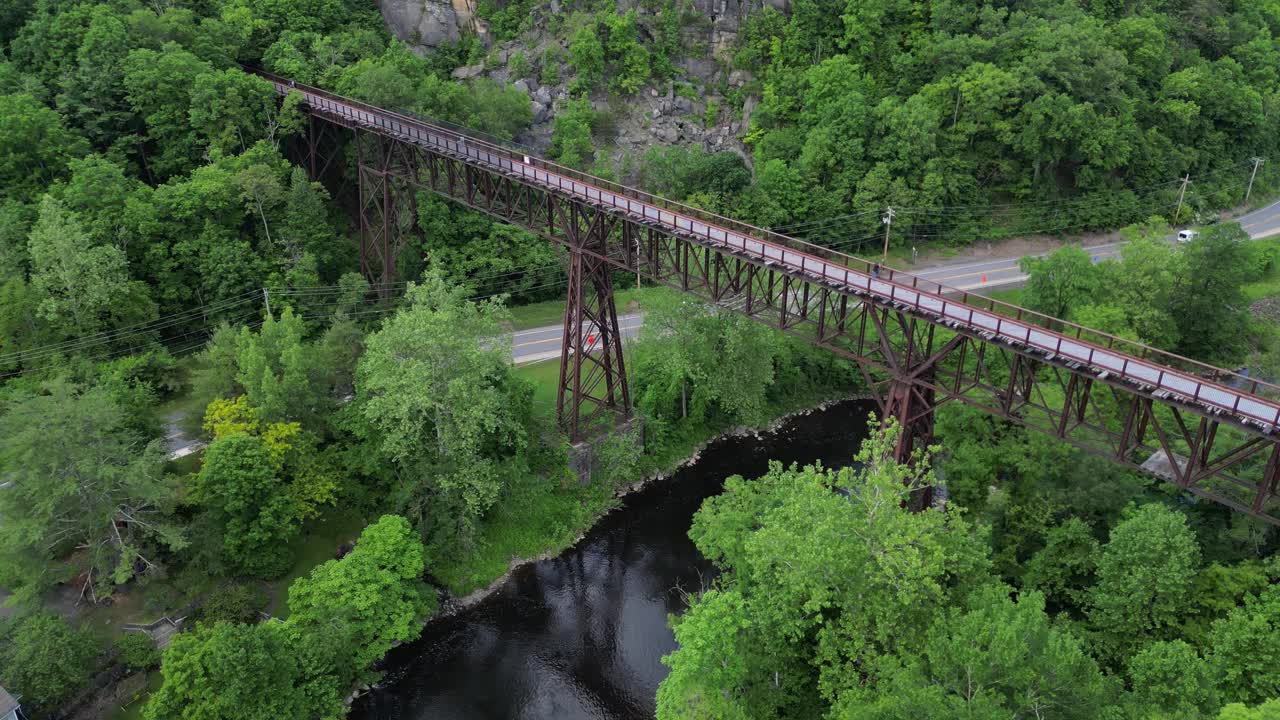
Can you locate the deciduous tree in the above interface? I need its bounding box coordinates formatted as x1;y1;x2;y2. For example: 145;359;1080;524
287;515;433;674
355;272;532;550
0;382;183;603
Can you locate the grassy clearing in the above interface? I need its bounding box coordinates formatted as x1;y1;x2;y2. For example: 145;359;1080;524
265;508;369;618
1244;239;1280;302
437;354;850;597
982;287;1026;306
106;671;163;720
506;284;675;330
516;357;562;418
432;471;617;596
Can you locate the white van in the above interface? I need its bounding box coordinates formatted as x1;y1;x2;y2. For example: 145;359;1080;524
1176;229;1199;243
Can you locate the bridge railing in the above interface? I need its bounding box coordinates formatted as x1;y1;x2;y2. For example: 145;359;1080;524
253;68;1280;408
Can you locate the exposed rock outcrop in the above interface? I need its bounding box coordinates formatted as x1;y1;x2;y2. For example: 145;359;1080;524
379;0;780;169
380;0;487;50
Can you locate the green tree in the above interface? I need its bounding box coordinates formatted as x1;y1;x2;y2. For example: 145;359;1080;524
0;93;86;202
27;196;154;338
55;5;132;150
631;295;778;432
1211;585;1280;706
0;613;100;712
53;155;143;251
549;98;595;169
235;308;330;428
1019;246;1100;320
279;167;343;279
116;632;161;672
144;621;340;720
192;432;302;577
847;585;1112;720
659;420;990;718
0;382;183;603
1088;504;1200;663
1218;699;1280;720
568;22;604;94
1127;640;1219;717
123;44;211;179
187;69;277;156
1023;517;1101;616
1169;223;1252;363
287;515;434;674
355;272;532;550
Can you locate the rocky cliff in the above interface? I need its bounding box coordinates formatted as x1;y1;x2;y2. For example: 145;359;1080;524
379;0;785;166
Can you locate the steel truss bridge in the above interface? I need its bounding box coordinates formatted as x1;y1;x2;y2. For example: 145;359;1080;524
257;69;1280;523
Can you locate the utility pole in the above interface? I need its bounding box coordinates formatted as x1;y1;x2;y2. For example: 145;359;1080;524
881;206;895;263
1174;174;1191;224
262;288;272;317
1246;157;1266;206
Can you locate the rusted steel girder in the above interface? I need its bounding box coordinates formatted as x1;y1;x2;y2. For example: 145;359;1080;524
355;132;419;296
304;109;1280;521
556;203;631;440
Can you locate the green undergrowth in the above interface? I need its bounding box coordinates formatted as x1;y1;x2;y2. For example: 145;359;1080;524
431;468;617;596
1243;238;1280;302
265;508;369;619
433;358;851;597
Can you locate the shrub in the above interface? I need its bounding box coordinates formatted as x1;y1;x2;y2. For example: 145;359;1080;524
196;582;269;626
116;632;161;671
508;50;530;79
0;613;100;711
540;48;561;85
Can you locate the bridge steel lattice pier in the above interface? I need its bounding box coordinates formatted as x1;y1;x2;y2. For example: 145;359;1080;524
264;70;1280;523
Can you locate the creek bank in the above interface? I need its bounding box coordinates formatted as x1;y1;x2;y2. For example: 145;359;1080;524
350;395;876;719
430;392;873;618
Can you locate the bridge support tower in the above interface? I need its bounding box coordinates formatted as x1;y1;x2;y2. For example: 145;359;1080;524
556;207;631;441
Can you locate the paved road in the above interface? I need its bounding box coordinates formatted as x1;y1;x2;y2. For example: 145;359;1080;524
912;197;1280;291
510;198;1280;362
512;313;644;364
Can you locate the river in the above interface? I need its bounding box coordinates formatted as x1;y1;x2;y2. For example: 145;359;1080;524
351;399;874;720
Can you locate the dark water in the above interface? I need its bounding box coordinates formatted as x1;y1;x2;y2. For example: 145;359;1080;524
351;400;873;720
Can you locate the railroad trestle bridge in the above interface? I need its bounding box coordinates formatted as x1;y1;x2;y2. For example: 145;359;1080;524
258;69;1280;522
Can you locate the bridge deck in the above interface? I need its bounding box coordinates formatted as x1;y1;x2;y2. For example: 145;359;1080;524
260;72;1280;435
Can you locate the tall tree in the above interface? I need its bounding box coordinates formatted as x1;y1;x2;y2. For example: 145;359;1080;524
0;382;183;603
1018;245;1100;320
123;45;211;180
1210;585;1280;706
1169;223;1252;364
1087;504;1200;664
287;515;434;674
355;271;532;550
144;621;339;720
849;585;1113;720
27;196;154;338
0;93;86;202
659;420;990;718
187;69;278;157
191;432;302;577
0;612;100;713
1127;640;1219;717
56;5;133;150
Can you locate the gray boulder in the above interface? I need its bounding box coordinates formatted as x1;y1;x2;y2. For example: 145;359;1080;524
379;0;461;49
451;64;485;80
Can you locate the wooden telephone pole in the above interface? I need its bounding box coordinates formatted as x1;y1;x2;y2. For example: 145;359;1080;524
1246;157;1266;206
